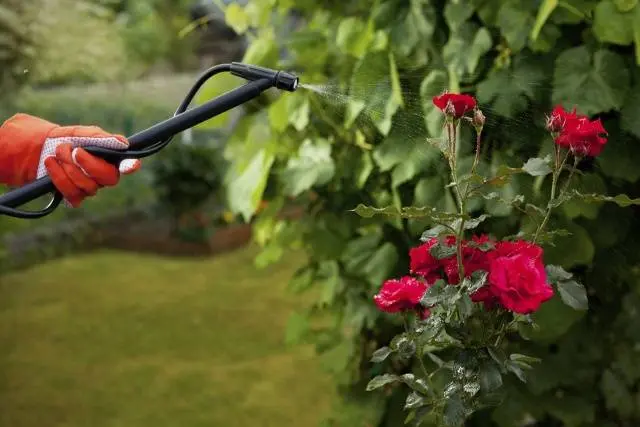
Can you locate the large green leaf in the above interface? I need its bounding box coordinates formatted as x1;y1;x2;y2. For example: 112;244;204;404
560;173;607;219
226;147;275;222
495;1;536;52
621;70;640;137
557;279;589;310
336;17;374;58
280;139;335;197
552;46;630;115
593;0;636;45
597;122;640;182
443;22;492;78
543;222;595;268
525;294;586;342
346;51;403;135
419;70;448;136
444;0;476;32
477;56;546;118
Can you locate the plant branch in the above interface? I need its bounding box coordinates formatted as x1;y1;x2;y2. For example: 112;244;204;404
533;148;571;243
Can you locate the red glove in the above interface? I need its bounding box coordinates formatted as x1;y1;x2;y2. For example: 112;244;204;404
0;114;141;207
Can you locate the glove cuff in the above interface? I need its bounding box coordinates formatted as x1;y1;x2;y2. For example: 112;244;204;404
0;114;59;186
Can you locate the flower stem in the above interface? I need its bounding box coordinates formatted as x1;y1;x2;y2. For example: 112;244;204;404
444;122;467;283
470;131;482;176
533;148;570;243
403;314;437;399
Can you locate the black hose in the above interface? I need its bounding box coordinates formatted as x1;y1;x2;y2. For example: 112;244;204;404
0;62;297;218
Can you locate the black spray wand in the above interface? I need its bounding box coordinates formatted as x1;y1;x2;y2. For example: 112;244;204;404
0;63;299;219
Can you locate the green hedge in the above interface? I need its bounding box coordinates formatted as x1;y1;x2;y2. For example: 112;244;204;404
205;0;640;426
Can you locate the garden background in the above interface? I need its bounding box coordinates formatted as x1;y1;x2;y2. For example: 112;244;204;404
1;0;639;426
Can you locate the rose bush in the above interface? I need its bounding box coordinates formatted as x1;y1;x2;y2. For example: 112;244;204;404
362;95;637;425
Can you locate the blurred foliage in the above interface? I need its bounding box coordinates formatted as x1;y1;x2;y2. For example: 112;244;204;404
0;1;34;97
150;136;227;219
195;0;640;426
0;0;197;93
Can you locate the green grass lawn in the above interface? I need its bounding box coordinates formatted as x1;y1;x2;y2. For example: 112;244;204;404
0;246;339;427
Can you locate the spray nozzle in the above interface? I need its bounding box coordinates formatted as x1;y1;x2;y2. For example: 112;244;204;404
230;62;299;92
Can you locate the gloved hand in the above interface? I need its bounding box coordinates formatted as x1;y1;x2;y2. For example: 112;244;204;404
0;113;141;207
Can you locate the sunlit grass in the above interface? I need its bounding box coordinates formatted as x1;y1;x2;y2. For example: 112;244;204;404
0;246;340;427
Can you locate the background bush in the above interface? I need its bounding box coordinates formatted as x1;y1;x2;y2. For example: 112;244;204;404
203;1;640;426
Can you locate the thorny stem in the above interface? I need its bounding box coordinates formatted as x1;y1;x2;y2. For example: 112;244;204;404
403;314;437;399
559;156;580;198
470;131;482;176
533;147;571;243
445;121;466;284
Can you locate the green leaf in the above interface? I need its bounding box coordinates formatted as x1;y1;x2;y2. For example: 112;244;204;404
557;279;589;310
527;294;586;342
522;156;552;177
420;70;449;136
477;56;545;117
597;123;640;182
400;373;431;395
430;241;458;260
281;139;335;197
285;312;309;345
268;96;289;132
371;346;393;363
420;225;451;240
351;204;464;222
404;391;427;410
496;1;535;51
531;0;558;41
564;191;640;207
287;93;310;131
364;243;400;287
336;17;374;58
543;222;595;268
444;0;476;32
456;294;474;321
506;360;528;382
356;151;374;189
421;280;459;305
225;3;249;33
443;395;466;426
559;174;607;220
348;51;403;135
545;264;573;283
614;0;638;11
509;353;542;364
593;0;636;45
226;147;275;222
479;362;503;392
443;23;492;78
366;374;399;391
552;46;630;115
621;76;640;137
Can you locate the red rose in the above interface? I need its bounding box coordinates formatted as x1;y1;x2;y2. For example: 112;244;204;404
546;105;578;134
433;93;477;119
374;276;429;315
409;239;440;282
555;116;608;157
487;240;553;314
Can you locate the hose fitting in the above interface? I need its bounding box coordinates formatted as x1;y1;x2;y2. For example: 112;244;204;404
230;62;299;92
